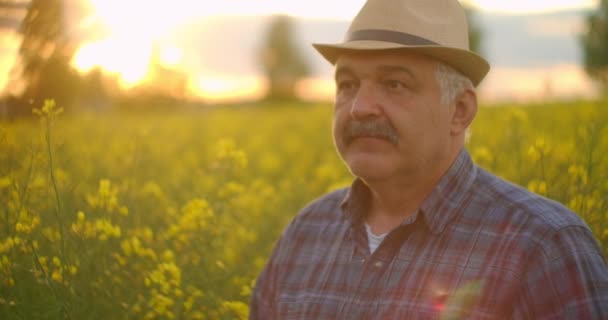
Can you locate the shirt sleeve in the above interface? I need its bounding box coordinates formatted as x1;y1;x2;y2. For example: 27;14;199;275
249;260;276;319
514;225;608;319
249;233;286;320
249;216;300;320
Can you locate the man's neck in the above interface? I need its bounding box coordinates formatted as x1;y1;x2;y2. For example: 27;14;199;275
364;147;462;235
364;175;434;235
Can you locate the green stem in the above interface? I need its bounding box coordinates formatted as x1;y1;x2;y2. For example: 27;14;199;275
31;242;59;298
31;242;72;319
11;146;37;236
43;116;73;319
44;118;67;264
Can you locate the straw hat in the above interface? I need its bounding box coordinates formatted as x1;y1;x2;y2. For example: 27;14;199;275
313;0;490;86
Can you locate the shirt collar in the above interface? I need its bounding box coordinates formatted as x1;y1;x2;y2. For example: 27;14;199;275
340;178;370;227
419;148;477;234
340;148;477;235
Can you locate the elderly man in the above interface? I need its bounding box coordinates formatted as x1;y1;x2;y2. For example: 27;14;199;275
250;0;608;318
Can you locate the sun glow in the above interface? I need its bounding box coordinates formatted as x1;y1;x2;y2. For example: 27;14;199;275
67;0;597;102
193;75;265;103
72;0;190;89
0;32;21;95
465;0;596;14
160;47;182;67
73;39;151;88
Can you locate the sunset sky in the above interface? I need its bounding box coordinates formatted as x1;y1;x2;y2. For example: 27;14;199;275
85;0;597;19
0;0;602;103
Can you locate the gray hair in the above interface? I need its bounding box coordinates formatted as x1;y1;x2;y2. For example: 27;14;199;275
434;62;473;105
435;62;475;141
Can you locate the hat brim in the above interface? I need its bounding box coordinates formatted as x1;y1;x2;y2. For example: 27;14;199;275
313;41;490;87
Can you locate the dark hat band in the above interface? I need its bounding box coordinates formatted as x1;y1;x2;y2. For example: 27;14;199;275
346;29;439;46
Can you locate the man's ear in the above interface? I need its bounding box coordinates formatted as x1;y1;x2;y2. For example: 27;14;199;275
451;89;477;136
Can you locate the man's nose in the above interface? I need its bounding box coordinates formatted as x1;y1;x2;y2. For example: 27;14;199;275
350;83;382;119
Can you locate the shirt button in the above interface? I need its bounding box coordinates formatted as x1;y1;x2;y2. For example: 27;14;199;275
374;261;383;268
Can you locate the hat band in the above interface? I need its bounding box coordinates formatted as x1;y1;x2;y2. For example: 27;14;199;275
346;29;438;46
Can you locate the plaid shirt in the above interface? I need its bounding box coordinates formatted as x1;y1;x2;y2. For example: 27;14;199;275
250;149;608;319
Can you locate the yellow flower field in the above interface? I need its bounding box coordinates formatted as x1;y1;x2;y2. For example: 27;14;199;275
0;99;607;318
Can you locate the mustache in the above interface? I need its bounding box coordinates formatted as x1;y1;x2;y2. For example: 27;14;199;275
344;119;399;145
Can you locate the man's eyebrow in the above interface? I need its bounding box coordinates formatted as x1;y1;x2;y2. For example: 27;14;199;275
334;66;355;81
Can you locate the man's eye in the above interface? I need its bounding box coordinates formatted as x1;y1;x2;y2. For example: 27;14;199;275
337;81;357;91
385;80;406;90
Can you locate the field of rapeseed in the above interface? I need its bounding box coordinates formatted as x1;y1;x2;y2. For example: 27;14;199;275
0;99;607;319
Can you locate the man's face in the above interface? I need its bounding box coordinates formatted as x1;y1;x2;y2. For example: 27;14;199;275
332;51;455;183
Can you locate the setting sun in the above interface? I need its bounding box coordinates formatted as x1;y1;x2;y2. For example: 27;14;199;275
72;0;192;89
73;39;151;88
160;47;183;67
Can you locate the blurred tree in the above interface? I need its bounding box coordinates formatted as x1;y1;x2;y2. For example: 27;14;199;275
9;0;82;112
581;0;608;95
464;4;483;55
259;15;311;101
0;0;28;29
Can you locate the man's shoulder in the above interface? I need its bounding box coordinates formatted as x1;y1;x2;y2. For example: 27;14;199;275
475;167;587;232
469;167;606;267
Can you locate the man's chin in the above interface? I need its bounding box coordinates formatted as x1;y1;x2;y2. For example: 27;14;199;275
345;156;391;180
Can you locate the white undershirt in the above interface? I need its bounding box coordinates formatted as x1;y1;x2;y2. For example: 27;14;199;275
365;223;389;254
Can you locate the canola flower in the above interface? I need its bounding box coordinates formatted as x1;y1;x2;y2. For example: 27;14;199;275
0;100;605;318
